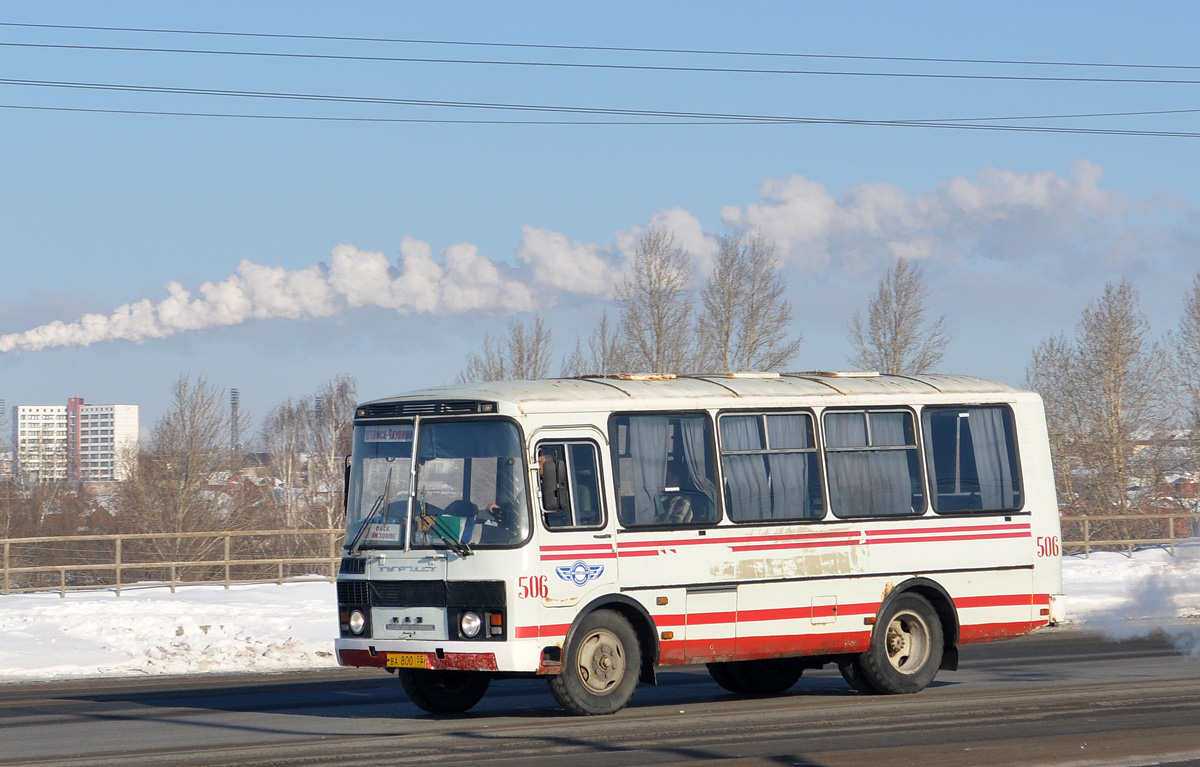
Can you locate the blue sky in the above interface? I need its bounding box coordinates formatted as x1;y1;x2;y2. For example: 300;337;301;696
2;2;1199;435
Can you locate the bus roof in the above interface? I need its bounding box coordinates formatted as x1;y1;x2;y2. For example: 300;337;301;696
357;373;1032;418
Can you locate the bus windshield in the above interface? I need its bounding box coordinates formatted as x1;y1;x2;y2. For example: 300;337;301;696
346;424;415;550
345;419;531;551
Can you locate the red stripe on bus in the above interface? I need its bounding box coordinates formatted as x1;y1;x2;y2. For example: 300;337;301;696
539;544;617;553
954;594;1033;609
539;551;619;562
959;620;1047;644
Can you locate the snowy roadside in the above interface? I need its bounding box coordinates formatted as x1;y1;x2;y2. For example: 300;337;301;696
2;546;1199;683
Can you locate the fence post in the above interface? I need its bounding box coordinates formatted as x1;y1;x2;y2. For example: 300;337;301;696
3;541;9;595
1170;513;1177;556
59;567;66;598
170;563;177;593
1083;519;1091;559
329;531;338;581
114;537;122;597
224;534;231;590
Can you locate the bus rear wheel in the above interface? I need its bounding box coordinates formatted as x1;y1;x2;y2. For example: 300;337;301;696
855;592;943;695
707;659;803;695
549;609;642;715
398;669;490;714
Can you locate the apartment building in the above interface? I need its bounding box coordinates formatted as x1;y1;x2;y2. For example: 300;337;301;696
12;399;138;483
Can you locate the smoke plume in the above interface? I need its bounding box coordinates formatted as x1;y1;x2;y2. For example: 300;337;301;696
0;237;618;354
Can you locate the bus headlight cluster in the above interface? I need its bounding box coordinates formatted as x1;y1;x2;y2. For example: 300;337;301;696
348;609;367;635
459;611;483;638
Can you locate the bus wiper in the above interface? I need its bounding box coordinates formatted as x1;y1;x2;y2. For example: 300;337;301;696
349;468;392;557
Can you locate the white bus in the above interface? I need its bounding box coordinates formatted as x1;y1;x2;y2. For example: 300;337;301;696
335;372;1063;715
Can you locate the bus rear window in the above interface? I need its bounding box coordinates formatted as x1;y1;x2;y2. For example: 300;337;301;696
922;406;1022;513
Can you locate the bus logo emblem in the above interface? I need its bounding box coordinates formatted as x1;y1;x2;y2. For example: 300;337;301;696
556;560;604;587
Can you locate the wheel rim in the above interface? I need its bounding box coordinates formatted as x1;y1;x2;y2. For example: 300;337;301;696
884;609;931;674
575;627;626;696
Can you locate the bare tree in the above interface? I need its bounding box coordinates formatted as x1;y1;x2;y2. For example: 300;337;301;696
304;375;357;530
1028;282;1170;543
615;228;699;374
561;311;626;377
115;375;243;571
847;259;948;374
697;231;802;371
459;315;554;383
260;398;308;527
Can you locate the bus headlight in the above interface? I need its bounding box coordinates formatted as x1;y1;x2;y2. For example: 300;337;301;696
460;611;483;638
349;609;366;635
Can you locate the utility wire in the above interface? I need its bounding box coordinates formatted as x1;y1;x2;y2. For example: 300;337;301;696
4;100;1200;137
3;40;1200;85
2;20;1198;73
5;76;1200;125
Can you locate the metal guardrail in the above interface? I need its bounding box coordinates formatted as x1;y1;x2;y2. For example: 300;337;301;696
1;529;344;597
1061;512;1200;557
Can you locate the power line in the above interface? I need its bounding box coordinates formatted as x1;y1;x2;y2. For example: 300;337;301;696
2;20;1197;74
3;40;1200;86
5;76;1199;125
4;101;1199;138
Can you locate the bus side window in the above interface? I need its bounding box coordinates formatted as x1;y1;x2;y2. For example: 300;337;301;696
922;406;1021;513
609;413;718;527
825;409;923;518
538;442;604;530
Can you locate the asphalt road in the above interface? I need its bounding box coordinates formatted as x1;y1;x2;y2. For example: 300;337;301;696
2;626;1199;767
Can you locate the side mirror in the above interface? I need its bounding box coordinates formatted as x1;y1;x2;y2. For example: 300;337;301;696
342;455;352;516
540;459;570;512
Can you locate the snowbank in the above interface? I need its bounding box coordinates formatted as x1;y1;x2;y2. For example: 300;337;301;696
2;545;1199;682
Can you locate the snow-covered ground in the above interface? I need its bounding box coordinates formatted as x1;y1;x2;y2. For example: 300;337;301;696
2;545;1199;683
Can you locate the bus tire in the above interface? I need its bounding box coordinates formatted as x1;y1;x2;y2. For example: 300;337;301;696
857;592;943;695
549;609;642;715
837;657;881;695
705;662;748;694
708;659;802;695
398;669;490;714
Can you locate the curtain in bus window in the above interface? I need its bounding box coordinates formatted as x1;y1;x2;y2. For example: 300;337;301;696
970;407;1017;509
766;414;811;449
825;412;867;447
827;450;915;517
678;416;717;519
724;453;770;520
768;453;814;519
720;416;768;521
628;416;670;525
869;412;910;446
765;414;815;519
720;415;763;451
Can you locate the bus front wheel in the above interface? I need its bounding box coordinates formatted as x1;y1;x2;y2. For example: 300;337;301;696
854;592;944;695
398;669;490;714
549;609;642;715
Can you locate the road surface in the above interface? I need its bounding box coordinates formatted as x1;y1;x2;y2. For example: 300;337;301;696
1;626;1199;767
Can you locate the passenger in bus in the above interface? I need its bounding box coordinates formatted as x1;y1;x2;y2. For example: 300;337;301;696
656;494;692;524
655;471;693;524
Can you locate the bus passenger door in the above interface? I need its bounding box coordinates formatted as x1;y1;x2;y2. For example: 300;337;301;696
532;434;618;615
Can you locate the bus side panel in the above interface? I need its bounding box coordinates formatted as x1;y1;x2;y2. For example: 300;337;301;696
1015;397;1065;623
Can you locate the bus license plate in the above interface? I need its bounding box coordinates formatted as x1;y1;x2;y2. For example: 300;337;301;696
386;653;427;669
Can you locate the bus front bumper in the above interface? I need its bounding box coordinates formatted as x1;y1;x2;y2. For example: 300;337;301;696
335;637;546;674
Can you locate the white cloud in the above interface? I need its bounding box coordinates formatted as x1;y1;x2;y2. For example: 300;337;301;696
515;226;618;297
722;160;1142;276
